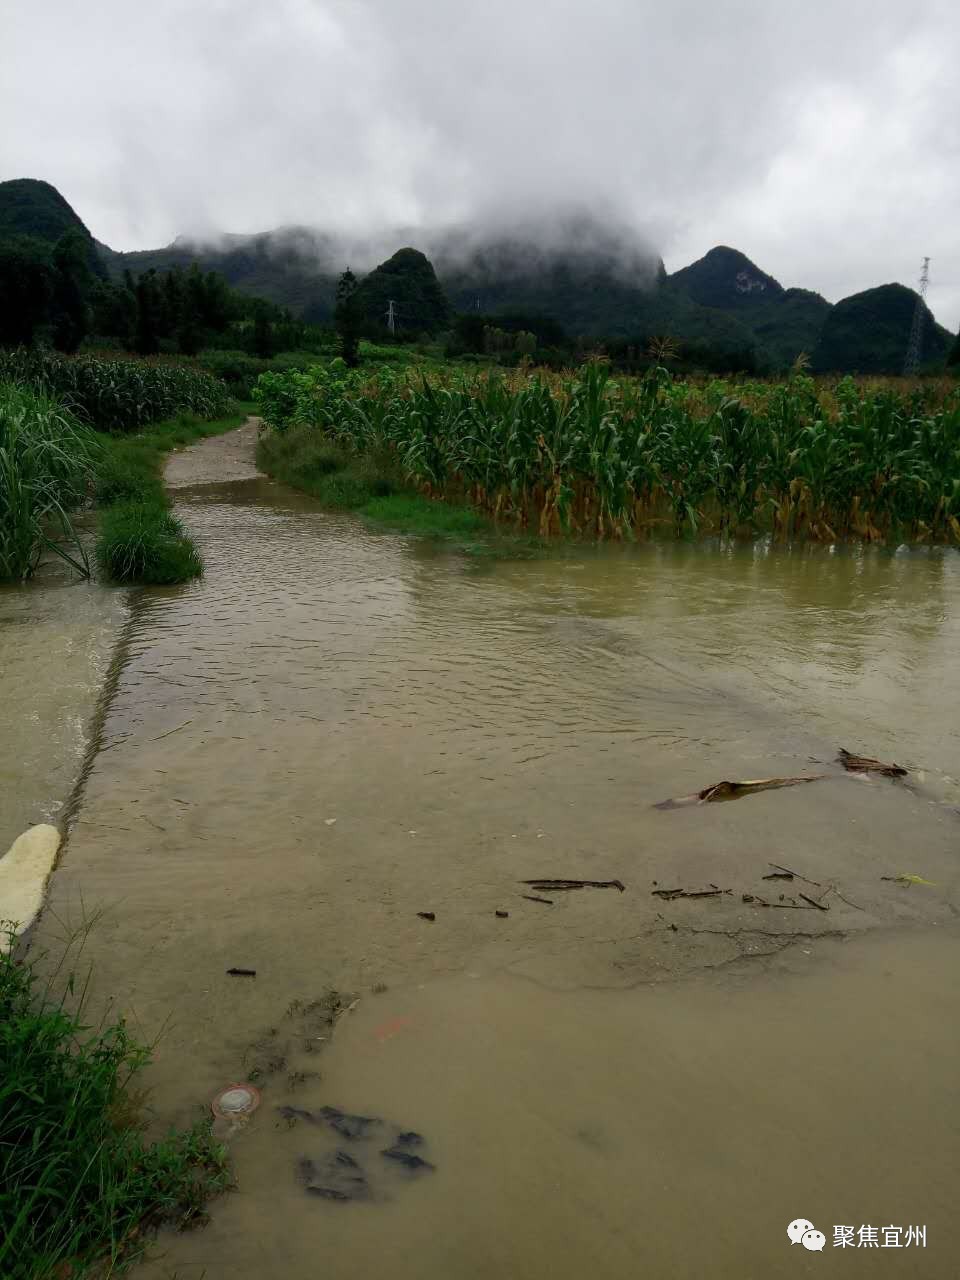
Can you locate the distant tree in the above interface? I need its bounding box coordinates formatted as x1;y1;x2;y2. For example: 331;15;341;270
50;230;93;352
334;269;362;368
177;318;203;356
251;299;277;358
0;236;53;346
160;267;185;338
91;279;136;344
134;271;161;355
948;328;960;368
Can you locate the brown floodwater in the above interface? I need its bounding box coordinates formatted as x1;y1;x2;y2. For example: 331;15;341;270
9;425;960;1277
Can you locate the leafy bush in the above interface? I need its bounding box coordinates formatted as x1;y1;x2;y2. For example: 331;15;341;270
0;347;231;432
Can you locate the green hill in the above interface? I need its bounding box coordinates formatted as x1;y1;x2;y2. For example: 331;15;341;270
0;178;107;279
668;249;830;366
810;283;950;374
111;229;341;323
352;247;451;336
670;246;783;309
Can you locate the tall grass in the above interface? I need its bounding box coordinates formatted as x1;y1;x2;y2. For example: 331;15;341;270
96;502;202;584
255;360;960;544
0;383;99;582
0;933;230;1280
0;348;231;433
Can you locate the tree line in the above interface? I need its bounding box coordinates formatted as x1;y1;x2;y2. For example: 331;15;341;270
0;230;317;357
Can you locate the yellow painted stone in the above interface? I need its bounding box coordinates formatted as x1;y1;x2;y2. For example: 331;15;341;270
0;824;61;952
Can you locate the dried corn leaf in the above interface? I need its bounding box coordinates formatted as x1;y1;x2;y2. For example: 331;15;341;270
655;775;824;810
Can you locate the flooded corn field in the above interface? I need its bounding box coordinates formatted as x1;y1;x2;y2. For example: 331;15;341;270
7;424;960;1277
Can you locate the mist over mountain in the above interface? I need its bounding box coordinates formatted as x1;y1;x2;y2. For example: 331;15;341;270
2;178;954;373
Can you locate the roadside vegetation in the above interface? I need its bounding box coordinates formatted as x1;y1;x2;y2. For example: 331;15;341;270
254;356;960;545
0;347;231;432
0;931;230;1280
256;422;490;542
0;382;99;581
0;350;248;584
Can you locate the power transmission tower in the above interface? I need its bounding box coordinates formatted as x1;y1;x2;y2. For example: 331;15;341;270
903;256;931;376
385;299;397;335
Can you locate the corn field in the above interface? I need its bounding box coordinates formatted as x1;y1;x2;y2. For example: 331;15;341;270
255;360;960;543
0;348;232;433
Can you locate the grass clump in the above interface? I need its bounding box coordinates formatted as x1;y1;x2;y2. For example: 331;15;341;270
0;935;230;1280
0;382;99;582
96;502;202;584
92;407;249;585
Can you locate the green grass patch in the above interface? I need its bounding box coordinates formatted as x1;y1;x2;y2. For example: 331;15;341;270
256;423;537;555
0;934;231;1280
359;493;489;537
93;406;249;584
96;501;203;584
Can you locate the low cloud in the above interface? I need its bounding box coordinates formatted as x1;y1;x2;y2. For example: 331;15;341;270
2;0;957;324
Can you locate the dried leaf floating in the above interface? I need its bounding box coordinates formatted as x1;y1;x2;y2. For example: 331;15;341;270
837;748;907;777
654;775;824;810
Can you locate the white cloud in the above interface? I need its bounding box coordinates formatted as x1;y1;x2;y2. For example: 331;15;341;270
2;0;957;328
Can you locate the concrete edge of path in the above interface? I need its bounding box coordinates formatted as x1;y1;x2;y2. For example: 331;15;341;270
0;824;62;954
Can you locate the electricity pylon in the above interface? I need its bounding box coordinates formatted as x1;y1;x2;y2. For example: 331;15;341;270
903;257;931;376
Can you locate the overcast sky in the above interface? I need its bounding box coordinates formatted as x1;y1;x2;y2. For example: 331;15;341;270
3;0;958;327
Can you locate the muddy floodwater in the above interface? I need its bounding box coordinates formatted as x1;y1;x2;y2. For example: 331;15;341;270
8;424;960;1277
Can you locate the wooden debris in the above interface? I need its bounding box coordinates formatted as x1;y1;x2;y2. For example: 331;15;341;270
651;886;730;900
798;893;830;911
521;894;554;905
769;862;822;887
521;878;625;893
416;911;435;921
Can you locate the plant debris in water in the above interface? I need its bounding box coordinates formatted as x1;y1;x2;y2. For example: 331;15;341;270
654;775;824;809
521;878;625;893
837;748;908;777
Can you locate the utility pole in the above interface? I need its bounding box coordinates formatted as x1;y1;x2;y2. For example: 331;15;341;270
385;299;397;335
903;257;931;376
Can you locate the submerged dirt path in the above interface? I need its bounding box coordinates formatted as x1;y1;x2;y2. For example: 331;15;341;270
30;418;960;1277
164;416;262;488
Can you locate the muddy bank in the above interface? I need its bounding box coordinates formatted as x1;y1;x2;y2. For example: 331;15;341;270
23;421;960;1276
